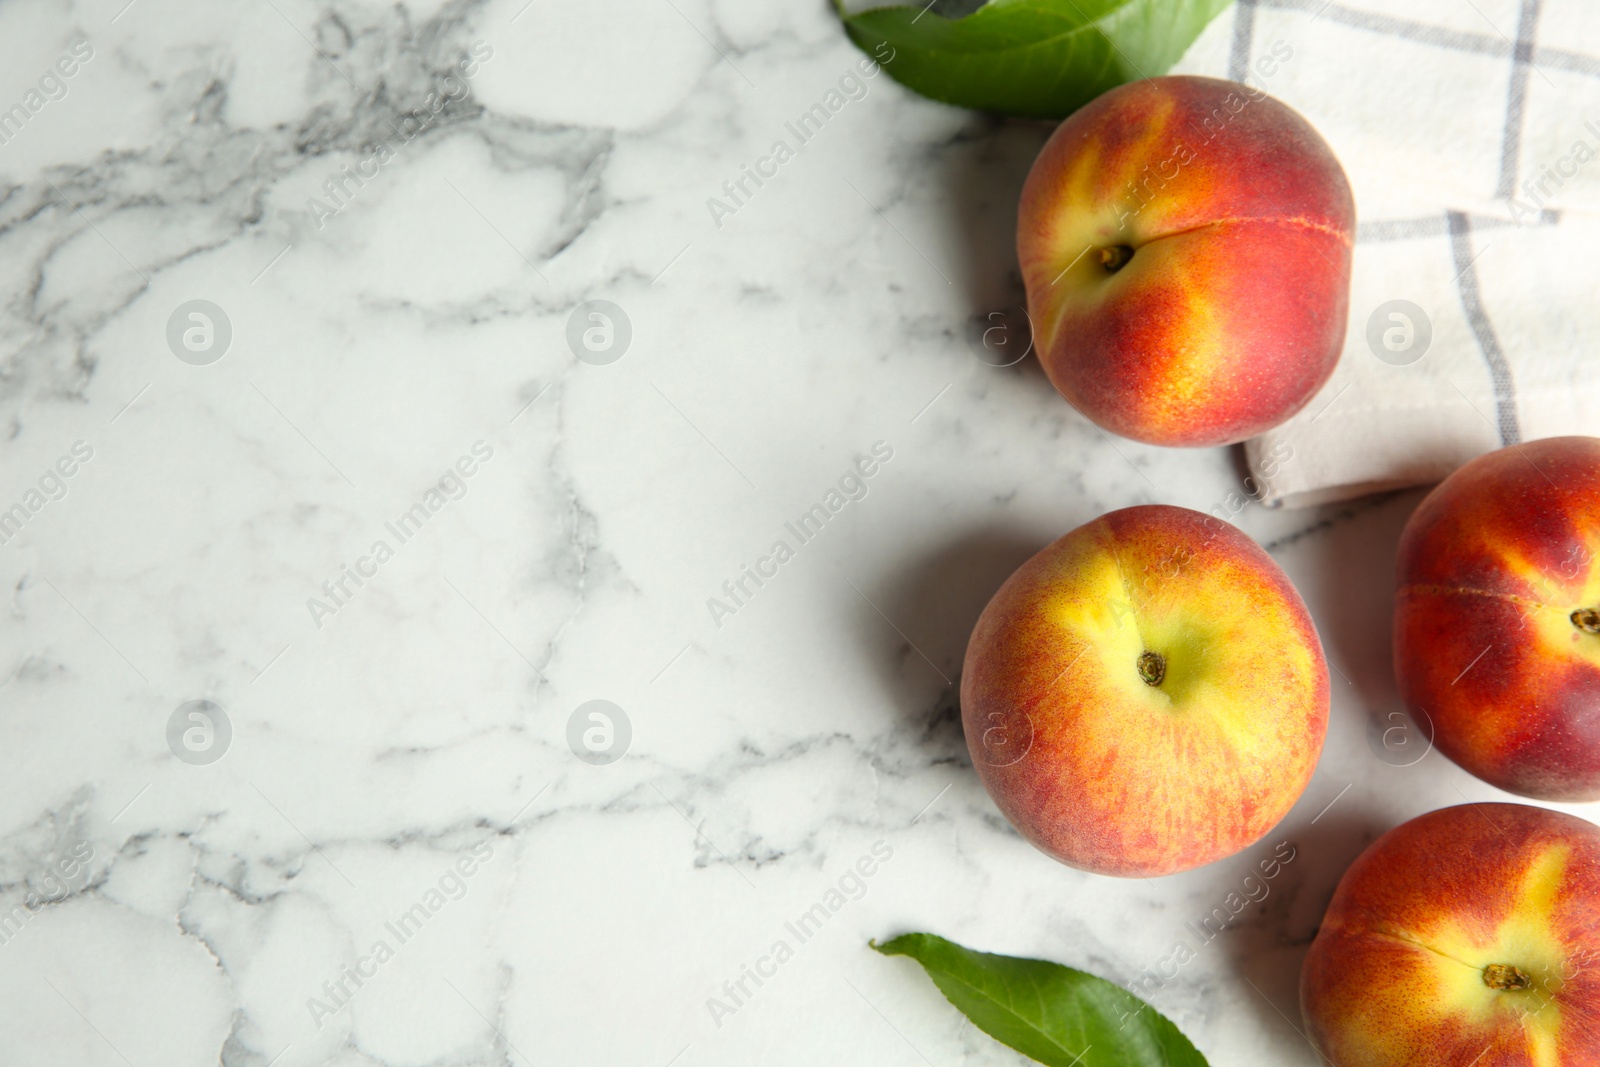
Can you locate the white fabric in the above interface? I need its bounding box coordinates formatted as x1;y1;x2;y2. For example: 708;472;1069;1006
1174;0;1600;506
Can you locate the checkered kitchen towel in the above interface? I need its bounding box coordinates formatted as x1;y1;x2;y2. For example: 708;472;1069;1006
1170;0;1600;506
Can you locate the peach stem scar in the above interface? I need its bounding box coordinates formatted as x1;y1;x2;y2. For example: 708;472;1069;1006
1483;963;1535;991
1137;650;1166;687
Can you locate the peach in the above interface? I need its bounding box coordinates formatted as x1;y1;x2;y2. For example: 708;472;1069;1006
1302;803;1600;1066
1395;436;1600;801
1017;76;1354;447
960;504;1328;876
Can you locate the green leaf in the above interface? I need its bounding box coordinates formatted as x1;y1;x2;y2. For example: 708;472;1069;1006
837;0;1234;120
872;932;1209;1066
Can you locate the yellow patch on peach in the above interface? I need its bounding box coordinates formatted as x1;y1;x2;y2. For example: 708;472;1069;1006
1399;846;1570;1066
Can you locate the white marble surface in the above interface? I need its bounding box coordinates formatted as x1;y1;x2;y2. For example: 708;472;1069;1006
0;1;1591;1065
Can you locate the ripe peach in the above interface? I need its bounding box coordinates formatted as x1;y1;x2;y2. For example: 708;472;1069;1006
1394;436;1600;801
1302;803;1600;1066
1017;76;1355;447
960;504;1328;877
